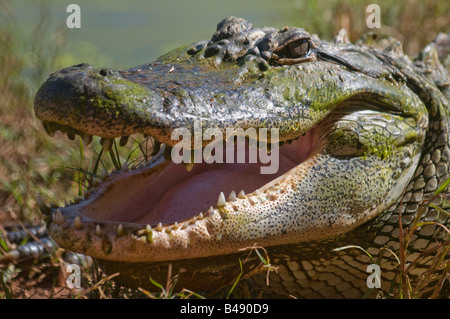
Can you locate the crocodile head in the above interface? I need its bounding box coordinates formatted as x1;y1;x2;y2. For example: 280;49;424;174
34;17;448;294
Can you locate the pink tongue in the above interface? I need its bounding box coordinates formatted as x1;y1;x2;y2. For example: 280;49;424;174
135;130;316;225
138;163;276;224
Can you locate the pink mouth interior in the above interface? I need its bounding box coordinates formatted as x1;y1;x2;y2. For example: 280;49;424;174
79;129;317;225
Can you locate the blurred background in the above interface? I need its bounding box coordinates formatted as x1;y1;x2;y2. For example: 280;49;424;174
0;0;448;297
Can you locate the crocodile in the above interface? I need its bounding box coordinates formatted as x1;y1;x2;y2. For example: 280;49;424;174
34;17;450;298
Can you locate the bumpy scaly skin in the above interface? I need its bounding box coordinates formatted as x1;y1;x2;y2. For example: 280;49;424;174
35;17;449;298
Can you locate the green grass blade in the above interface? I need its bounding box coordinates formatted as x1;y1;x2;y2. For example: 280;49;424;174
226;259;243;299
434;176;450;195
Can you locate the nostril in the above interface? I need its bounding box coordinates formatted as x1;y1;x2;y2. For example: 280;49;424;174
99;69;108;76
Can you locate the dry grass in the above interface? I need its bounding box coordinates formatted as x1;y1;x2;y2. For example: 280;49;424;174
395;192;450;298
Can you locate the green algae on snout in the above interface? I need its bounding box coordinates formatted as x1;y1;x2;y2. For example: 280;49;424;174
104;78;150;113
85;75;152;123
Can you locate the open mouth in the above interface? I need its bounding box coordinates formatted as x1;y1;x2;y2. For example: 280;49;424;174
34;29;428;264
37;95;426;265
57;127;318;228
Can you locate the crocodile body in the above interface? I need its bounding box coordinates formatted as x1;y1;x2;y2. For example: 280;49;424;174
34;17;449;298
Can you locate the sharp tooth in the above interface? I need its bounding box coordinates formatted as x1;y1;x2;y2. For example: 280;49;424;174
207;206;214;215
181;222;188;229
119;136;129;147
183;162;195;172
254;189;260;195
74;216;83;230
116;224;124;237
99;168;108;179
101;138;113;153
156;223;163;231
173;222;179;229
228;191;237;202
165;226;172;233
198;212;204;220
82;134;92;146
54;208;65;225
269;193;278;201
57;208;65;224
95;224;102;236
146;224;152;232
217;192;226;207
238;190;246;199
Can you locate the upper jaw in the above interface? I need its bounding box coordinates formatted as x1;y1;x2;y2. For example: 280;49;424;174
33;35;363;147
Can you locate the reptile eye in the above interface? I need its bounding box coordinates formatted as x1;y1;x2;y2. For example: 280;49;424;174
288;39;310;58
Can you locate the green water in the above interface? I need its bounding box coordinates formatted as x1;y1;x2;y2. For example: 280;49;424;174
8;0;448;71
11;0;296;68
